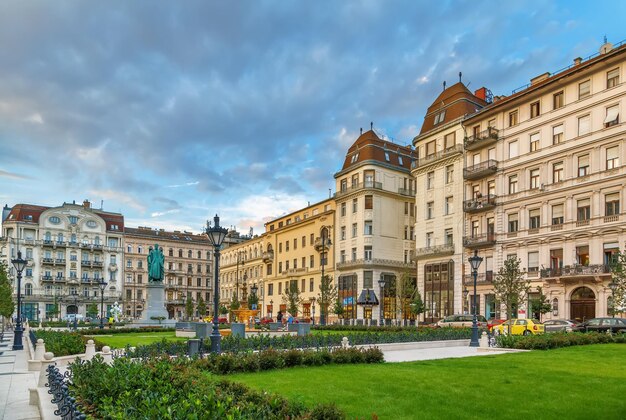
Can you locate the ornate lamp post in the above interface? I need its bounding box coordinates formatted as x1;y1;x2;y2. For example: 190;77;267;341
468;250;483;347
319;227;332;325
269;299;274;318
463;286;469;315
11;251;27;350
250;283;258;310
378;275;386;327
70;290;79;331
608;280;618;318
311;297;316;325
98;279;108;329
206;214;228;353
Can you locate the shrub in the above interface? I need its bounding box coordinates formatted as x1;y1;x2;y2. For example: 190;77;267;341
496;332;626;350
309;403;346;420
283;349;303;367
258;348;285;371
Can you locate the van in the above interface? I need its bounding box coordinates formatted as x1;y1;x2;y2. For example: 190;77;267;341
436;314;487;328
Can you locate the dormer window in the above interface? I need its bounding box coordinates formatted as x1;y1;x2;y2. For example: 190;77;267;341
398;156;404;165
68;216;78;224
384;152;390;162
433;110;446;125
350;153;359;163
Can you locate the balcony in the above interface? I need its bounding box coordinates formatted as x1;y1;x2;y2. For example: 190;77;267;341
335;181;383;199
42;276;65;283
81;260;91;267
314;238;332;252
42;240;54;247
398;188;416;197
42;257;54;265
540;264;610;279
55;241;66;248
463;194;497;213
415;243;455;258
463;233;496;249
411;144;463;170
463;271;494;285
464;127;499;151
55;258;66;265
262;250;274;263
92;261;103;268
68;241;79;248
463;160;498;180
336;258;413;270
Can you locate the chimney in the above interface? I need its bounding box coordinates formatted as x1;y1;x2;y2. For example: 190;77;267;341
530;72;550;85
83;200;91;209
600;42;613;54
474;87;487;101
573;57;582;66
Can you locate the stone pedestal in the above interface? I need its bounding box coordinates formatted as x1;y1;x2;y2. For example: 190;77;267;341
134;283;176;327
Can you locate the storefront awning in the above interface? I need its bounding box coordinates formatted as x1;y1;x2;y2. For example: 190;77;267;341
357;289;379;305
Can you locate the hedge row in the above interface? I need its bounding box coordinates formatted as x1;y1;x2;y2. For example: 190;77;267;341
69;356;345;419
312;324;436;332
497;332;626;350
196;347;384;375
33;330;106;356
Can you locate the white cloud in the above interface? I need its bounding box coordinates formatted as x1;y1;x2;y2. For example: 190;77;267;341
88;189;147;212
24;113;44;124
166;181;199;188
151;209;181;218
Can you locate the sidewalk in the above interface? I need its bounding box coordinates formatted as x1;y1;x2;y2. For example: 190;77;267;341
0;331;40;420
382;345;522;362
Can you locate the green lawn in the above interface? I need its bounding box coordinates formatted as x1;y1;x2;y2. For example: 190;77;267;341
89;331;188;348
229;344;626;419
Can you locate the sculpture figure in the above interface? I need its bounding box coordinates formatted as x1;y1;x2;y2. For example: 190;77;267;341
147;244;165;283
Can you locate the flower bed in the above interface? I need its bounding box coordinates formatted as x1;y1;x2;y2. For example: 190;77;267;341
497;332;626;350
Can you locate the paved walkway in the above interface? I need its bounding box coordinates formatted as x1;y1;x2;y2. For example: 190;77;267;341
382;345;521;362
0;331;40;420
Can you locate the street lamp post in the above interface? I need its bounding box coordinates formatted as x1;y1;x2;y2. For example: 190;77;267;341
463;286;469;315
269;299;274;318
311;297;316;325
250;283;258;310
70;290;79;331
468;250;483;347
608;280;618;318
98;279;108;329
378;275;386;327
319;227;332;326
206;214;228;353
11;251;27;351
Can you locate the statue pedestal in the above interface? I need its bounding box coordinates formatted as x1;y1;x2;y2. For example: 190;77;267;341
136;283;175;327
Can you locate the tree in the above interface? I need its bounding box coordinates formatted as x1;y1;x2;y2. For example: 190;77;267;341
317;274;338;325
529;286;551;321
282;282;302;316
609;249;626;316
196;296;207;319
332;296;344;319
0;261;14;329
492;257;530;324
247;291;259;309
229;296;240;310
86;303;99;319
409;290;426;327
395;269;417;321
219;305;229;315
185;298;194;320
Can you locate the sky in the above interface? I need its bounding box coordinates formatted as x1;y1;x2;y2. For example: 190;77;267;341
1;0;625;235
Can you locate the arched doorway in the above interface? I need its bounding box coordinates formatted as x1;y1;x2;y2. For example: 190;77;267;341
570;287;595;322
67;304;78;315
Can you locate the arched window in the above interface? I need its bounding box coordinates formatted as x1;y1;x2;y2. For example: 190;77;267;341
44;232;51;242
94;236;100;245
197;250;201;259
551;298;558;316
188;250;192;258
70;234;77;244
178;249;183;258
169;248;173;257
57;233;64;244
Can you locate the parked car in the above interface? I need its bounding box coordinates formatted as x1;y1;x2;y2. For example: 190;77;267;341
492;318;545;335
543;319;581;333
259;317;273;325
436;314;487;328
487;319;506;332
578;317;626;334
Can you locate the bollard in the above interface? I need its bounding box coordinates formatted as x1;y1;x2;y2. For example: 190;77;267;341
35;339;46;360
84;340;96;361
101;346;113;365
188;339;200;357
38;352;55;387
341;337;350;349
480;331;488;348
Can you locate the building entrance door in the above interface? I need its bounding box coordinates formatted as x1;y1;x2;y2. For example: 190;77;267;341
570;287;596;322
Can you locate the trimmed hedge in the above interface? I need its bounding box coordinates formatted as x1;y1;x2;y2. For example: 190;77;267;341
312;324;437;332
32;330;106;357
69;356;346;419
497;332;626;350
195;347;384;375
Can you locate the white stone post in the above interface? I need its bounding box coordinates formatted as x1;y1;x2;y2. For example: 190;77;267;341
101;346;113;365
341;337;350;349
38;352;55;387
34;339;46;360
84;340;96;361
480;331;488;348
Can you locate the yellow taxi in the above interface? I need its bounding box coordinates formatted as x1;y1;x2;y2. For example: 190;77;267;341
492;318;545;336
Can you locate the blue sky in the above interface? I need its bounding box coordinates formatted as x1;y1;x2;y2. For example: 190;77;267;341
0;0;624;235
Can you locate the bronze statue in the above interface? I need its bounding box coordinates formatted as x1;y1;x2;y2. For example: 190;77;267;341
147;244;164;283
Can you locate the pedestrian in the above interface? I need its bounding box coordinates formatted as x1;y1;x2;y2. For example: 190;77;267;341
287;313;294;324
277;310;283;324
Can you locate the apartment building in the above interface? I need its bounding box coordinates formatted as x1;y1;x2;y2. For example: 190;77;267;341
0;201;124;321
412;82;488;323
123;227;214;320
334;129;416;323
261;199;335;321
462;40;626;321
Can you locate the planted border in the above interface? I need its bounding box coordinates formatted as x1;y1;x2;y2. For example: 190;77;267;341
497;332;626;350
33;330;106;356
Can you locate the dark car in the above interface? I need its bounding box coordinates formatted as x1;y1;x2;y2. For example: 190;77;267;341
579;317;626;334
543;319;581;333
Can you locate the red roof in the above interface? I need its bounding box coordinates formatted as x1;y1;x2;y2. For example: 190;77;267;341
3;203;124;232
337;130;415;175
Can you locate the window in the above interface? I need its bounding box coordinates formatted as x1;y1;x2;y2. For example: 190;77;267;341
363;271;373;288
528;252;539;273
310;278;314;292
607;146;620;169
445;165;454;184
364;246;372;261
352;223;357;238
364;220;373;235
445;229;453;245
444;196;453;215
351;174;359;187
530;101;540;118
384;152;390;162
553;91;564;109
508;174;518;194
604;105;619;127
577;198;590;221
552;162;564;183
340;179;347;192
364;170;375;186
340;250;346;263
488;180;495;196
286;240;290;251
404;202;409;215
607;68;619;88
365;195;373;210
433;110;446;125
302;236;306;247
605;193;620;216
341;202;346;216
278;243;282;253
351;248;357;261
508;140;518;158
426;232;433;247
529;169;540;189
508;213;519;232
552;124;564;145
426;141;436;157
350;153;359;163
398;155;403;165
508;110;518;126
529;209;540;229
340;226;346;240
426;171;434;189
552;204;564;225
426;202;434;219
578;114;591;136
293;238;297;249
578;155;589;177
529;133;540;152
444;132;455;149
578;80;590;99
352;198;357;213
